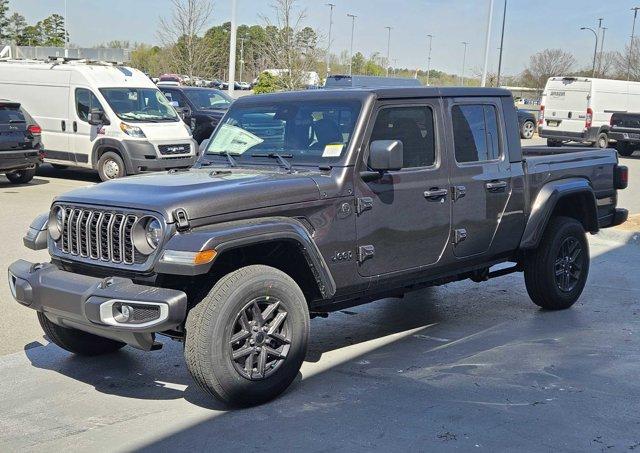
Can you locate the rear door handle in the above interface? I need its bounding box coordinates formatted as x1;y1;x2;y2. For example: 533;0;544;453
486;180;507;192
61;120;66;132
424;188;448;201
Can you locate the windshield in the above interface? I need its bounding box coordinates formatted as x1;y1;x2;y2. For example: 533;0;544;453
185;89;233;110
204;99;361;165
100;87;179;122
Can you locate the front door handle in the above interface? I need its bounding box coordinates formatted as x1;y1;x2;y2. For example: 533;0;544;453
486;180;508;192
61;120;66;132
73;121;77;132
424;188;448;201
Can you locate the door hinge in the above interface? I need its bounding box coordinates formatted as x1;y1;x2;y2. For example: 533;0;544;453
356;197;373;215
174;208;190;231
358;245;375;263
453;228;467;245
452;185;466;202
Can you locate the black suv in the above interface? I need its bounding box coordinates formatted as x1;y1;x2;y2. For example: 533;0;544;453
159;86;233;144
0;101;42;184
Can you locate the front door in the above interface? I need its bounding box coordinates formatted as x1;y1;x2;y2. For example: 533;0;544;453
355;101;451;277
71;87;106;167
446;99;512;258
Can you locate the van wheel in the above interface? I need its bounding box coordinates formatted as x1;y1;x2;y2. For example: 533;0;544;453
98;151;126;181
617;142;634;157
547;139;561;147
185;265;309;407
524;216;589;310
6;168;36;184
596;132;609;148
520;120;536;139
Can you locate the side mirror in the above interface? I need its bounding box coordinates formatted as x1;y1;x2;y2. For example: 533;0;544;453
368;140;403;172
89;108;108;126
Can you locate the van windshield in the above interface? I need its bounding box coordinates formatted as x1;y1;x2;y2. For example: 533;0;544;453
100;88;179;122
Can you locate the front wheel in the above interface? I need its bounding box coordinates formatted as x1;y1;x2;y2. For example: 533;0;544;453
520;120;536;139
97;151;126;181
524;216;589;310
185;265;309;407
596;132;609;149
5;167;35;184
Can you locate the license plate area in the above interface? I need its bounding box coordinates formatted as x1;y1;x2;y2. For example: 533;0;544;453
547;120;560;127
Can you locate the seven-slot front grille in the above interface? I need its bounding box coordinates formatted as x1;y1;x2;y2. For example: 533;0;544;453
58;207;139;265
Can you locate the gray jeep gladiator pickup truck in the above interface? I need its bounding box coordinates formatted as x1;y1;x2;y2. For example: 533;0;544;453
8;87;628;406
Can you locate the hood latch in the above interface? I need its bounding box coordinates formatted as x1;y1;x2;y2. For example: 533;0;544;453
174;208;190;231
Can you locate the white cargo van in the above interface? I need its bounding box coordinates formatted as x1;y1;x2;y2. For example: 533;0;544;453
0;59;197;180
538;76;640;148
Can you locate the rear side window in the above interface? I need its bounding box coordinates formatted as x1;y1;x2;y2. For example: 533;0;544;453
76;89;104;122
452;104;500;163
0;105;25;124
370;106;436;168
161;89;187;108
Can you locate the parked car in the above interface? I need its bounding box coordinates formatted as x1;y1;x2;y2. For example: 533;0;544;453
517;108;537;139
0;100;42;184
609;112;640;156
9;87;628;407
158;73;183;84
0;60;197;181
159;86;233;144
324;74;422;89
538;76;640;148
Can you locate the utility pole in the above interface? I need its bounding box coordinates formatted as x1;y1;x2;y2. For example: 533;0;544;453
238;36;247;84
64;0;69;58
461;41;468;86
580;27;598;78
426;34;434;86
630;7;640;81
228;0;237;96
385;26;392;77
597;18;604;77
325;3;335;78
481;0;495;87
598;27;607;77
496;0;507;87
347;13;357;76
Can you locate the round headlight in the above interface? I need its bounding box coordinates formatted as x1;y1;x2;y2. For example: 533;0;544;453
132;216;163;255
48;206;64;241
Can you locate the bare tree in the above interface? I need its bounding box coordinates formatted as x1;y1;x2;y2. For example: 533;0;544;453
259;0;323;90
597;51;618;79
614;38;640;81
158;0;214;78
521;49;576;89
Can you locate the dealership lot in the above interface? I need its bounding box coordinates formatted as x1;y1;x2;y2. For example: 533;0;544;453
1;140;640;450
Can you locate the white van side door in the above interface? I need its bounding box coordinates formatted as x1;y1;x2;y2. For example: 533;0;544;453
71;87;107;168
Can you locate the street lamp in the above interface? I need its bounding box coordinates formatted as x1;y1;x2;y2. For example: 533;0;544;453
426;34;434;86
347;13;357;76
580;26;598;78
481;0;495;87
496;0;507;87
461;42;469;86
385;26;392;77
326;3;335;78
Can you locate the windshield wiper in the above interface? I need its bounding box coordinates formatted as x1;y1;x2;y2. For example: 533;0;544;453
206;151;237;167
251;152;293;171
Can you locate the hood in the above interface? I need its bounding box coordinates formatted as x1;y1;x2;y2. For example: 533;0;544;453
132;121;192;141
56;167;321;223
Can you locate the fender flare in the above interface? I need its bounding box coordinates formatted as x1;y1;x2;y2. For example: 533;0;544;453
156;217;337;299
519;178;598;249
91;139;133;173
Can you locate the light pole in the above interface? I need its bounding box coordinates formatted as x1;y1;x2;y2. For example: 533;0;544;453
461;41;468;86
325;3;335;78
481;0;495;87
238;36;247;84
426;34;434;86
64;0;68;57
385;26;392;77
228;0;237;96
347;13;357;76
629;7;640;81
580;26;598;78
496;0;507;87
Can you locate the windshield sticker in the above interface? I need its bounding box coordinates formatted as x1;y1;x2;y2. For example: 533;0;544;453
208;124;264;155
322;143;344;157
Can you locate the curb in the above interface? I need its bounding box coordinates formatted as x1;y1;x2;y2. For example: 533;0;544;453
595;228;640;245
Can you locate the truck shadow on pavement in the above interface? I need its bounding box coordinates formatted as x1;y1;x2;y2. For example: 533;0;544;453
0;177;49;188
36;164;101;183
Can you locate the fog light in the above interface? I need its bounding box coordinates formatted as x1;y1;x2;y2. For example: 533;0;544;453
113;303;132;323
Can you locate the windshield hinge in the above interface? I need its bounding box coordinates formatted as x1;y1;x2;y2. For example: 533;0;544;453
174;208;190;231
356;197;373;215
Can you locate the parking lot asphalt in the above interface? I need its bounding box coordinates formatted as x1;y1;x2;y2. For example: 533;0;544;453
1;147;640;451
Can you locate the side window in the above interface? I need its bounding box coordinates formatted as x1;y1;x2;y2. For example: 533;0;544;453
76;88;104;122
162;90;186;107
369;106;436;168
452;104;500;163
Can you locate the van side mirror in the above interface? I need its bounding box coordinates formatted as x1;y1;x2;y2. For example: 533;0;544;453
368;140;403;172
89;108;109;126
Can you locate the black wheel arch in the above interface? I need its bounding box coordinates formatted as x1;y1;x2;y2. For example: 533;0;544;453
91;139;132;173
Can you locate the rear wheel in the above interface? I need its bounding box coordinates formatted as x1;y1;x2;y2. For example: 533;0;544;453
5;168;35;184
37;312;126;356
616;142;635;157
185;265;309;407
524;216;589;310
596;132;609;148
520;120;536;139
97;151;126;181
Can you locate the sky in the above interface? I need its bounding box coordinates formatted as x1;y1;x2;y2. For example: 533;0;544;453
10;0;640;77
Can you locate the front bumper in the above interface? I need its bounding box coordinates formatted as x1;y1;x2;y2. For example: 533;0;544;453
0;149;41;173
8;260;187;350
122;140;197;174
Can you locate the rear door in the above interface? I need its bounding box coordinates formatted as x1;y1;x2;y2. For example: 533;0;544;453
0;103;27;151
447;98;512;258
542;78;591;134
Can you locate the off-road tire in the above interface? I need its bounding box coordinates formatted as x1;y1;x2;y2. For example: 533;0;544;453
37;312;126;355
185;265;309;407
6;168;36;184
616;142;635;157
97;151;126;181
524;216;589;310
